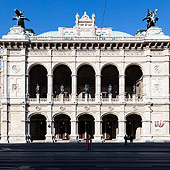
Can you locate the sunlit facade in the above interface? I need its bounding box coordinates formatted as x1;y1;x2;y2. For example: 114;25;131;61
0;12;170;143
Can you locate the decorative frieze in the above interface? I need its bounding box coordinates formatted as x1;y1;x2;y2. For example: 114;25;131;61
125;50;144;56
77;50;96;56
9;50;21;55
53;50;73;56
28;50;48;56
101;51;122;56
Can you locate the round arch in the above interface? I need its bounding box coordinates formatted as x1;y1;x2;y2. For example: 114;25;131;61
125;64;143;99
102;114;118;140
53;64;72;97
126;113;142;139
77;64;96;98
78;113;95;139
29;65;48;98
52;63;73;74
101;64;119;98
53;114;71;140
30;114;47;141
28;63;48;74
100;63;120;75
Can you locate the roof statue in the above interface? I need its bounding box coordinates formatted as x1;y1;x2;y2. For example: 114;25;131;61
13;9;30;29
142;9;159;29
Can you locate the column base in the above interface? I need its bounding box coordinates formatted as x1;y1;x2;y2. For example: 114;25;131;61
3;135;26;143
0;135;9;143
45;135;53;143
69;135;78;143
116;134;125;142
93;135;102;143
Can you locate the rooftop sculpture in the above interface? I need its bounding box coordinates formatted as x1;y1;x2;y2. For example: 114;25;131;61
13;9;30;29
142;9;159;29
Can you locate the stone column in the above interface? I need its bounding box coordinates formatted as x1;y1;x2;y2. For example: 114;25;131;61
1;49;9;143
72;74;77;103
47;74;53;103
119;75;125;102
117;120;126;142
70;120;78;142
94;120;102;142
95;74;101;103
45;120;53;142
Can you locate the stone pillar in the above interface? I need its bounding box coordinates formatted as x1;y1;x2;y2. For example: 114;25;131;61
119;75;125;102
0;50;9;143
36;94;40;103
85;94;88;103
72;74;77;103
95;74;101;103
94;120;102;142
109;94;112;102
117;120;126;142
45;120;53;142
70;120;78;142
47;74;53;102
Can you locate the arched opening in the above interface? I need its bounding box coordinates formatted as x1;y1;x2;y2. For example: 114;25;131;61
29;65;47;98
102;114;118;140
126;114;142;139
53;65;72;98
78;114;94;139
77;65;95;98
125;65;143;99
54;114;71;140
30;114;46;141
101;65;119;99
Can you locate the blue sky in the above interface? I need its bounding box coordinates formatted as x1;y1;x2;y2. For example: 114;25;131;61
0;0;170;37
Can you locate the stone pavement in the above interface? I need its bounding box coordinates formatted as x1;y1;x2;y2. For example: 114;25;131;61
0;143;170;170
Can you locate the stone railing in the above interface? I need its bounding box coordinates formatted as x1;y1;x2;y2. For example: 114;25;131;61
30;36;144;41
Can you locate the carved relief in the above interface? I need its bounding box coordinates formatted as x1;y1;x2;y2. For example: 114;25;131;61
12;84;18;90
132;105;138;112
10;50;20;55
77;50;96;56
101;51;121;56
29;50;48;56
125;51;144;56
108;106;114;111
60;106;66;111
12;65;20;74
84;106;90;111
35;106;41;111
154;65;161;73
53;51;72;56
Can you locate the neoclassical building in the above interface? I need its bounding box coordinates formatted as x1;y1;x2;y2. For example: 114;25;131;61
0;11;170;143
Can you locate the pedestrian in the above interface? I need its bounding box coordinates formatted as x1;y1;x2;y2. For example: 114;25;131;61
124;134;128;145
130;135;133;143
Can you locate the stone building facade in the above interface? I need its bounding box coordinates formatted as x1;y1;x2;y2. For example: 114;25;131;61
0;12;170;143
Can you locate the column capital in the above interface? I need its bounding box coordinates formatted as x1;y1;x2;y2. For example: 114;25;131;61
95;74;101;77
119;74;125;77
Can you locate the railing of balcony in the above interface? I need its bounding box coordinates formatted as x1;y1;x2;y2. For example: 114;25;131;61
30;36;144;41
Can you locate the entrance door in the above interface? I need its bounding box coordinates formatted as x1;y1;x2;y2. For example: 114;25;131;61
30;114;46;140
126;114;142;139
78;114;94;139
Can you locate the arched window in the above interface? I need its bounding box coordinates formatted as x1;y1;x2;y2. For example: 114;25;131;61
29;65;47;98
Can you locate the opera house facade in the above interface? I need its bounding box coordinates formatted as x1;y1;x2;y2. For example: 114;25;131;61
0;11;170;143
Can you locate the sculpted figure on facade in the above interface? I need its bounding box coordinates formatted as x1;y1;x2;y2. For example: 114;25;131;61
108;84;112;95
84;84;89;94
60;84;64;94
13;9;30;29
142;9;159;29
36;84;40;94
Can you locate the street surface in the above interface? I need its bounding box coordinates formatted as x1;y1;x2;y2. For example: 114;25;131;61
0;143;170;169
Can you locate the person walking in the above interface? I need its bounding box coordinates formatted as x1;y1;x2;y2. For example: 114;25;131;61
124;134;128;145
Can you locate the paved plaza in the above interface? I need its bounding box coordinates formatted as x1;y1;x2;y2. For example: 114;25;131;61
0;143;170;169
